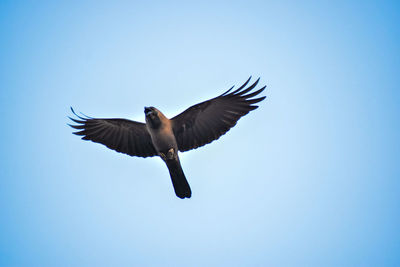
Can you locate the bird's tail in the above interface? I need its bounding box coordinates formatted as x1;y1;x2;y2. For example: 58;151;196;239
166;159;191;199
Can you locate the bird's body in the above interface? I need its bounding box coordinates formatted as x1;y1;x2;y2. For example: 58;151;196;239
69;77;266;199
145;107;191;198
145;108;177;153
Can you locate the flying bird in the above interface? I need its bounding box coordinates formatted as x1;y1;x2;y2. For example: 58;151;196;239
69;77;266;199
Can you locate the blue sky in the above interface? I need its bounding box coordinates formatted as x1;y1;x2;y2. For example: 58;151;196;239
1;0;399;266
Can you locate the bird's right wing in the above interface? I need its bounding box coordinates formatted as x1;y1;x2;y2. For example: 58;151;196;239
69;108;157;158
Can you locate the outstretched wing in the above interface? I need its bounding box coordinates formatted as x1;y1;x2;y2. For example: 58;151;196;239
69;108;157;158
172;77;266;152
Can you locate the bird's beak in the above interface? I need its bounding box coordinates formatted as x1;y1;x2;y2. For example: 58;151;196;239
144;107;152;115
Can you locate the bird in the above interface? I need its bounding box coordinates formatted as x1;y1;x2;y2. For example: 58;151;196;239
69;77;266;199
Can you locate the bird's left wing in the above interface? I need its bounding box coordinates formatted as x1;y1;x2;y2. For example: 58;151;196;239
69;108;157;158
171;77;266;152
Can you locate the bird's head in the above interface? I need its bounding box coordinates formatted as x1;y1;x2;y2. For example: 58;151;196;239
144;106;154;115
144;106;159;117
144;106;161;128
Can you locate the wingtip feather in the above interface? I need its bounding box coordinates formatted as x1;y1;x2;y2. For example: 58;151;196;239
70;106;89;120
69;117;85;124
229;76;253;95
220;85;235;96
241;86;266;99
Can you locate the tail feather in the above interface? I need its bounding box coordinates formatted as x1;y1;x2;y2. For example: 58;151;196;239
166;159;191;199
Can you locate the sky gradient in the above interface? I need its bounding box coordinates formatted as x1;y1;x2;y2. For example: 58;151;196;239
1;1;399;266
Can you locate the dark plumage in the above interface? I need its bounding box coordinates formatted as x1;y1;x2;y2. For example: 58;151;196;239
69;77;266;199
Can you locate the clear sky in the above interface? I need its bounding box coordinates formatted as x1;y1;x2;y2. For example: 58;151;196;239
1;0;399;266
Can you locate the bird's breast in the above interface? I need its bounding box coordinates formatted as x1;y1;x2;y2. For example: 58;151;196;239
147;126;177;153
